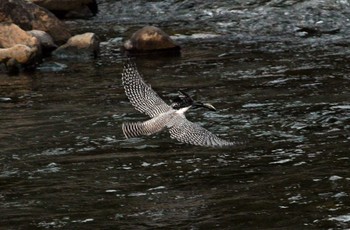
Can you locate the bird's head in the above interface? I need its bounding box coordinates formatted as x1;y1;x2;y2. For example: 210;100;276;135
171;90;216;111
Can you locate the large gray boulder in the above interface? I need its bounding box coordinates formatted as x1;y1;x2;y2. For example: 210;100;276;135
27;30;58;54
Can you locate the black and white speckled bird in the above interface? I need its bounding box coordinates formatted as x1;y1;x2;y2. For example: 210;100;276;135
121;60;236;147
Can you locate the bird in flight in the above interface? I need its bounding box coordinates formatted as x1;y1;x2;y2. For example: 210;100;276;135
121;60;236;147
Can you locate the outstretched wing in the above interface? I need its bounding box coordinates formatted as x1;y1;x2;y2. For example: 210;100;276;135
122;60;172;118
168;115;236;147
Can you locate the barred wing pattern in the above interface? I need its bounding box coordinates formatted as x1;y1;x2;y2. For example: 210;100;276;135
122;110;176;139
122;61;172;118
168;115;236;147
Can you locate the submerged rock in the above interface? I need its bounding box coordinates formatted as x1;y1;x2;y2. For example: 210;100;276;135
0;0;71;45
295;26;340;38
37;61;67;72
123;26;180;55
53;32;100;59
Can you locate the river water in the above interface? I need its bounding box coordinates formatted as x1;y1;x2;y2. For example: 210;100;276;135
1;0;350;229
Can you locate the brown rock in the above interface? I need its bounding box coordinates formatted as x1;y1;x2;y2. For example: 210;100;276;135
0;44;36;64
123;26;180;53
30;0;98;18
0;23;40;48
0;23;41;71
0;0;71;44
53;32;100;58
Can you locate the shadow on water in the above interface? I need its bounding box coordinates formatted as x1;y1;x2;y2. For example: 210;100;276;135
1;1;350;229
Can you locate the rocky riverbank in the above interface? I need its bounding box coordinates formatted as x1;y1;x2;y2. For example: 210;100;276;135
0;0;98;72
2;0;350;73
0;0;181;73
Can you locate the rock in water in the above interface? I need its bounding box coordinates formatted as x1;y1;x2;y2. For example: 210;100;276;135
27;30;58;54
123;26;180;55
0;23;41;70
0;44;36;64
53;32;100;59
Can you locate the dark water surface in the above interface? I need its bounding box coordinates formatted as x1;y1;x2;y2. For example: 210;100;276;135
1;1;350;229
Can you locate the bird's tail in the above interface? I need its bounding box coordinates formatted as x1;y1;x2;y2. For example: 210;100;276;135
122;122;148;139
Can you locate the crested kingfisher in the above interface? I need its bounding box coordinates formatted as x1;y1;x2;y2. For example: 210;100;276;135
121;60;236;147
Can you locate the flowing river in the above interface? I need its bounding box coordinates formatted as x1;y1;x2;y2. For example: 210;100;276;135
1;0;350;229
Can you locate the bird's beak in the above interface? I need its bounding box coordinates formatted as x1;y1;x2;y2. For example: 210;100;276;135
202;103;216;111
193;102;216;111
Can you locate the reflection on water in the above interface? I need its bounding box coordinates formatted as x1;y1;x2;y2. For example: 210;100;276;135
1;1;350;229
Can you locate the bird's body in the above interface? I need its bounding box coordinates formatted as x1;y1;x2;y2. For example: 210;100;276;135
121;60;236;147
123;109;179;138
